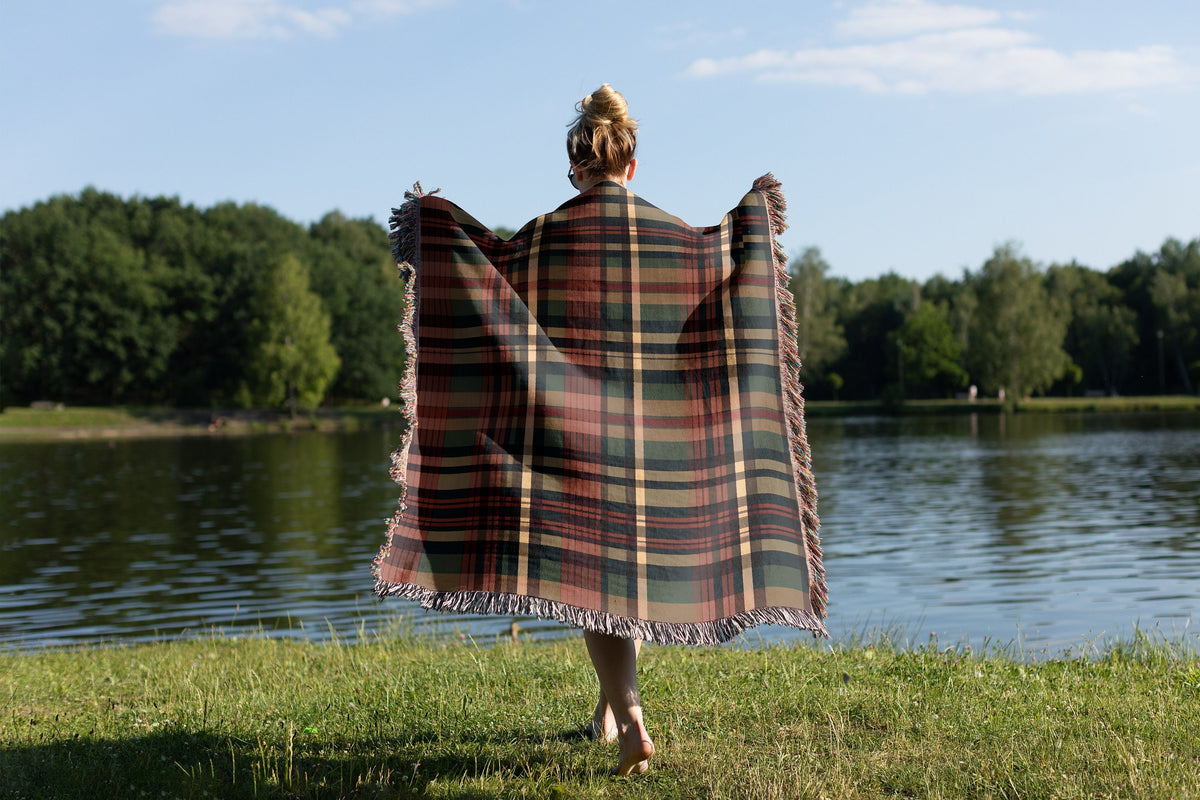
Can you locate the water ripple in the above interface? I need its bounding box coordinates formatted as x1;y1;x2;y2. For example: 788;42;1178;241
1;415;1198;652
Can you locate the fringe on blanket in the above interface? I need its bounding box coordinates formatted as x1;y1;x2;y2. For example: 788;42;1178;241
376;581;830;645
371;182;432;581
753;173;826;619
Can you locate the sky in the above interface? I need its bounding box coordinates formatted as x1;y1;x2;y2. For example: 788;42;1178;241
2;0;1198;282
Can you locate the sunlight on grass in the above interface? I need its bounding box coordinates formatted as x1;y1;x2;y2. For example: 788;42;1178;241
0;406;147;428
3;627;1198;799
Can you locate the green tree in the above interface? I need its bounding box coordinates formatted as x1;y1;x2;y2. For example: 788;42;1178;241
145;199;219;406
1109;237;1200;395
1046;262;1138;395
965;244;1069;399
1150;267;1196;394
305;212;407;401
240;254;341;413
896;302;968;398
0;190;181;405
185;202;313;405
1;195;86;404
2;189;424;408
787;247;846;394
1077;304;1138;395
831;272;919;399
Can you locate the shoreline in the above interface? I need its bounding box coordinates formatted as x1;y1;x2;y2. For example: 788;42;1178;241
0;405;402;441
2;396;1199;442
804;394;1200;416
4;396;1200;441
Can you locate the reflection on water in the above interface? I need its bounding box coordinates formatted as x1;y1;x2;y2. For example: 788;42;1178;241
1;433;407;648
1;414;1198;652
817;412;1200;651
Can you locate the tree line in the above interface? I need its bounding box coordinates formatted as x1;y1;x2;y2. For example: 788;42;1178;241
789;238;1200;402
1;188;404;410
1;188;1197;410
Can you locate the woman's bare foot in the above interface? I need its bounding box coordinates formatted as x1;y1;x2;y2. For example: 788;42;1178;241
613;723;654;776
588;694;617;743
582;631;651;776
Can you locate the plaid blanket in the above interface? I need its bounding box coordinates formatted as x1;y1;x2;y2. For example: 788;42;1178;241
373;175;826;644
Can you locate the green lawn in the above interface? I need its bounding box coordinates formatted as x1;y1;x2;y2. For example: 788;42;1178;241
805;395;1200;416
4;397;1198;440
0;405;154;428
0;405;400;439
3;633;1198;799
1014;395;1200;413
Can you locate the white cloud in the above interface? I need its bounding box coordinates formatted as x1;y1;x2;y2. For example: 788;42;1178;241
152;0;442;39
652;22;747;49
351;0;448;18
685;1;1193;95
285;7;353;36
153;0;288;39
837;0;1001;38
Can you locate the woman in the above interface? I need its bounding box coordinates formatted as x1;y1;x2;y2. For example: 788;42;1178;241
374;84;826;778
563;85;653;776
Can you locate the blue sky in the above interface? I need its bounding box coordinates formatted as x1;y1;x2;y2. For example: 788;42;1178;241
2;0;1197;282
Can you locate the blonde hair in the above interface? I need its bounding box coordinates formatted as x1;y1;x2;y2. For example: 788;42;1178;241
566;84;638;177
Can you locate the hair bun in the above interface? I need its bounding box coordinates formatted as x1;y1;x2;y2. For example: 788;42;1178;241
581;84;630;127
566;84;638;178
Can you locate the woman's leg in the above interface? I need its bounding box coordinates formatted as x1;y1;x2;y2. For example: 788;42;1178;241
589;638;641;742
583;631;654;775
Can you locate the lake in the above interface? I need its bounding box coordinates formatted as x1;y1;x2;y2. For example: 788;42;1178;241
2;412;1198;654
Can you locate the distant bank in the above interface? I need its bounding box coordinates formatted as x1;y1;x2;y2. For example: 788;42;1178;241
804;394;1200;417
0;405;401;441
2;396;1199;441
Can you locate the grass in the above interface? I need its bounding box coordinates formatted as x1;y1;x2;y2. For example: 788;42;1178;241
1014;395;1200;413
806;398;1007;416
806;395;1200;416
0;405;399;439
4;396;1198;441
3;631;1199;799
0;406;156;428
